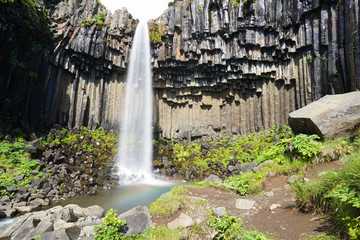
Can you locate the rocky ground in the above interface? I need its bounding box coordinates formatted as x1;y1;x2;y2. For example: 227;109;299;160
152;161;343;240
0;127;119;219
0;160;346;240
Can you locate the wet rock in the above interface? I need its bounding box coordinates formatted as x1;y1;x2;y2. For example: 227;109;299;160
0;209;6;218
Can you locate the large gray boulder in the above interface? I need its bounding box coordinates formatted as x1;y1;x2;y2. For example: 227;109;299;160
289;92;360;139
118;206;151;236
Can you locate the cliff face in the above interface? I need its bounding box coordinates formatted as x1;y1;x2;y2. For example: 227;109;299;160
150;0;360;138
0;0;359;138
0;0;137;131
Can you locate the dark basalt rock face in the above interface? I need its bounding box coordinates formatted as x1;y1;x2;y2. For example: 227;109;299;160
0;0;137;132
0;0;359;139
150;0;360;138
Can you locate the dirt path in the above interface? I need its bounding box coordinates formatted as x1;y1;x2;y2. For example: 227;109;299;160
185;161;343;240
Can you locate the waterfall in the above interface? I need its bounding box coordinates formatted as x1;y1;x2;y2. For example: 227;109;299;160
116;22;153;184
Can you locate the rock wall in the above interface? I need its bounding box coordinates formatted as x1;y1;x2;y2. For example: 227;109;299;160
150;0;360;138
0;0;137;131
0;0;359;138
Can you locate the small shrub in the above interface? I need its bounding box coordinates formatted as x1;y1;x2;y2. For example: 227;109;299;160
208;214;272;240
224;172;265;195
209;214;244;240
291;134;322;161
292;150;360;238
94;209;127;240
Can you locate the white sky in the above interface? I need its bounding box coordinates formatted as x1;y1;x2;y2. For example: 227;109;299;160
101;0;170;22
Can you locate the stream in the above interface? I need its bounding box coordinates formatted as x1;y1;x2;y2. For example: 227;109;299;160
0;181;177;231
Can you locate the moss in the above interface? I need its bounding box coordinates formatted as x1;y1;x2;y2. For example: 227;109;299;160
148;22;163;45
145;226;182;240
149;194;189;217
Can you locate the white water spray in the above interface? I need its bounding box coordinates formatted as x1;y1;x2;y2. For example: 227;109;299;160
116;22;153;184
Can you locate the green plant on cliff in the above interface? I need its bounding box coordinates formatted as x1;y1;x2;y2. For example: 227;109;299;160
231;0;240;8
81;14;107;27
168;0;181;7
148;22;163;45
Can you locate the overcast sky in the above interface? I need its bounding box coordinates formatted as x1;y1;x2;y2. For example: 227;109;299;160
101;0;170;22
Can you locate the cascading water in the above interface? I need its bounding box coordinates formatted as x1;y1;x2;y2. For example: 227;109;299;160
116;22;153;184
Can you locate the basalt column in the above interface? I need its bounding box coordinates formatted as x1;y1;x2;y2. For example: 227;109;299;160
151;0;360;139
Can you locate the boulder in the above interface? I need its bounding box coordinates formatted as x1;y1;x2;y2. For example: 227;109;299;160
118;206;151;236
205;175;222;183
212;207;226;217
289;92;360;139
24;218;54;240
240;162;256;173
0;204;103;239
40;230;71;240
167;213;194;230
15;205;41;214
235;199;256;210
64;204;104;218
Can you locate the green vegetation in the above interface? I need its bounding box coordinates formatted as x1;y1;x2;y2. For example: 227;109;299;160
224;171;265;195
144;226;181;240
209;213;272;240
81;14;107;27
308;55;314;63
148;22;163;46
0;140;42;194
155;126;295;178
231;0;240;8
231;0;256;9
0;0;50;39
8;58;26;69
168;0;181;7
41;127;118;164
94;209;131;240
292;137;360;239
303;233;341;240
149;186;189;217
